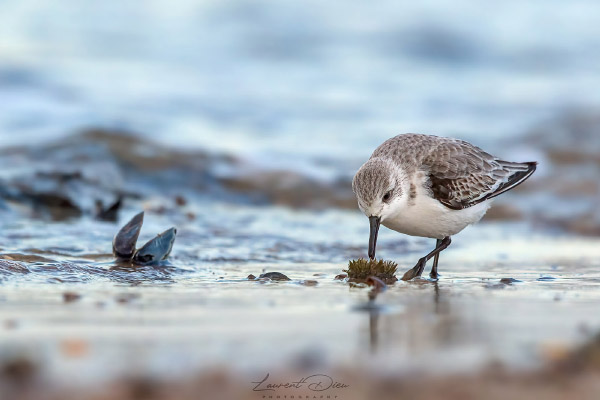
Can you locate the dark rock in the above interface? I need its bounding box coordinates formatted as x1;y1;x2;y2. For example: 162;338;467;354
258;272;290;281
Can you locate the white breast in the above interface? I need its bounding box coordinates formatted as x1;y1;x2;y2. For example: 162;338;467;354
382;179;492;239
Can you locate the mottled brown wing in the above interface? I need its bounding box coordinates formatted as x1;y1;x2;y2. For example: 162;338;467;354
424;140;536;210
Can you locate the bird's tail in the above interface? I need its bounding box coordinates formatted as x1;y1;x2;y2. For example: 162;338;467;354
488;161;537;200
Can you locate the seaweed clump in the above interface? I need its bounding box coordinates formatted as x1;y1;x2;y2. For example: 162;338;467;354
343;258;398;284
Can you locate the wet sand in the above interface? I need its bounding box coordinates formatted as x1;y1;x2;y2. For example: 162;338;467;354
1;215;599;398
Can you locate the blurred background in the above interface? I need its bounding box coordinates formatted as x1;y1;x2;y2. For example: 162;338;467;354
1;1;600;399
1;0;599;230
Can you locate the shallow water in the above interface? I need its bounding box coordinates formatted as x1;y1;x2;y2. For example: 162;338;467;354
1;203;599;387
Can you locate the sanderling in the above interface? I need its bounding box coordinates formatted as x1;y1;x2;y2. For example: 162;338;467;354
352;133;537;281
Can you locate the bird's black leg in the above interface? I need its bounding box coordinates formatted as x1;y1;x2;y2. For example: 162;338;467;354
402;236;452;281
430;239;443;280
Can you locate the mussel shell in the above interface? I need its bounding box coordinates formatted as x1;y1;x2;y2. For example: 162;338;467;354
133;227;177;265
112;211;144;260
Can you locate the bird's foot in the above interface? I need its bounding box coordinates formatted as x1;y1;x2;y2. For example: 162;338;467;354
429;270;439;280
401;258;427;281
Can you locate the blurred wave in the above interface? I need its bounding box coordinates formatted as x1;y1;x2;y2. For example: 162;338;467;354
1;0;600;233
1;0;599;166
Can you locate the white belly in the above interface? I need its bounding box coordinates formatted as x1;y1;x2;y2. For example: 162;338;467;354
382;193;492;239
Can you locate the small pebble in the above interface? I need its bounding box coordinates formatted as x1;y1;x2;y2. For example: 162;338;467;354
301;280;318;287
500;278;522;285
116;293;140;304
334;274;347;280
537;276;556;281
63;292;81;303
175;195;187;206
247;274;256;280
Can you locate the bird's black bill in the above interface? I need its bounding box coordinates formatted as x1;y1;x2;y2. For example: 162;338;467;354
368;216;381;260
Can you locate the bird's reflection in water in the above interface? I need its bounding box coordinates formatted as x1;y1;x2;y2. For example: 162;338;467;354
433;281;445;315
360;281;387;354
369;307;379;353
364;279;468;355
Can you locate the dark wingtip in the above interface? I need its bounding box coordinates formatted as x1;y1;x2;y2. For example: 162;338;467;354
525;161;538;176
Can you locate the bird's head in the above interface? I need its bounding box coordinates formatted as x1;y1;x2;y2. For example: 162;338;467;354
352;157;408;259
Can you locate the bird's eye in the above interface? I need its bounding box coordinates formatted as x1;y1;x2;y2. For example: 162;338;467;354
382;191;392;202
